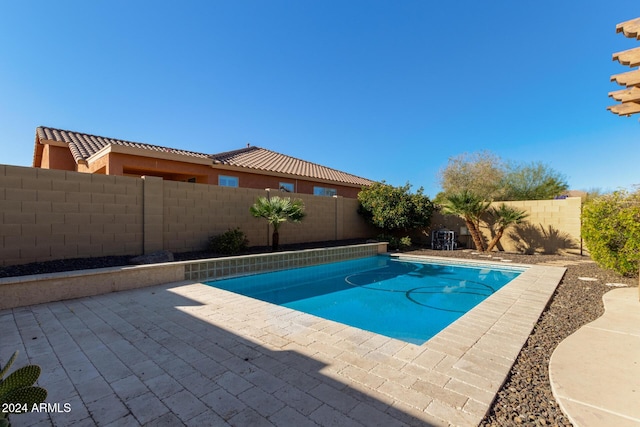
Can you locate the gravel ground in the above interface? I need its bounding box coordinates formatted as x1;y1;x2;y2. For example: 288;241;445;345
1;245;637;427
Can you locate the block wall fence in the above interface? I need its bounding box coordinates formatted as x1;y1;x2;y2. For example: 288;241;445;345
0;164;584;266
0;165;375;266
426;198;583;254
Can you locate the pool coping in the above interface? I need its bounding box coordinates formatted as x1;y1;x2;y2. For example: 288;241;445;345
2;253;566;426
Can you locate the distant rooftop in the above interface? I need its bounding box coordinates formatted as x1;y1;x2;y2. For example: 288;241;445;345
36;126;373;187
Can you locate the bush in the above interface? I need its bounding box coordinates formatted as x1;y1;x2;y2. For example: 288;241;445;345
377;234;412;250
582;190;640;276
358;182;435;232
208;228;249;255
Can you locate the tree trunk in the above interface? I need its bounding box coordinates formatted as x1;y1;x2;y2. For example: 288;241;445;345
485;228;504;253
271;230;279;251
466;218;485;252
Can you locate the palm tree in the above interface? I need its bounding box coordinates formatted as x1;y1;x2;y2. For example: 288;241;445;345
250;196;306;251
441;190;490;252
485;203;529;252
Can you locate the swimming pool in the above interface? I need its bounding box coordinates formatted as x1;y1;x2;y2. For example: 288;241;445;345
205;255;523;344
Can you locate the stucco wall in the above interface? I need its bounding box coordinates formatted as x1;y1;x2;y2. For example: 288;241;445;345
0;165;375;266
48;150;363;198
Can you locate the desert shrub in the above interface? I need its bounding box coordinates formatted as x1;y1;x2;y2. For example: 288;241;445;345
582;189;640;276
358;182;435;232
208;228;249;255
377;234;412;250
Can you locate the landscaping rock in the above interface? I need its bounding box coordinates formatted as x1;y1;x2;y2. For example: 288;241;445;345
405;249;637;427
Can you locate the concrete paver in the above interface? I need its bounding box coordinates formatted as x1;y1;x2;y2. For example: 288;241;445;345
0;259;565;426
550;287;640;427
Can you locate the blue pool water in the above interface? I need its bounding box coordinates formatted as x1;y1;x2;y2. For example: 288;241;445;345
205;256;523;344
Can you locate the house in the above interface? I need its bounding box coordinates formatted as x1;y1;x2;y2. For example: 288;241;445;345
32;126;373;198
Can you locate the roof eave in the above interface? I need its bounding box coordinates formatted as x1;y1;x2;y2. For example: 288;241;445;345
88;144;213;166
39;138;69;148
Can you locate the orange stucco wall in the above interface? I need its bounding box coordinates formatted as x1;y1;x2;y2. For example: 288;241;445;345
41;145;76;171
51;151;363;198
114;153;363;197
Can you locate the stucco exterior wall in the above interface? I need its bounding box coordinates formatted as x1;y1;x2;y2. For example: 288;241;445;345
37;149;363;198
0;164;376;266
41;144;76;171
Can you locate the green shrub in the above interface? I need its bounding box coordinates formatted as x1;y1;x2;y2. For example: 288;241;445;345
582;190;640;276
208;228;249;255
358;182;435;232
377;234;412;250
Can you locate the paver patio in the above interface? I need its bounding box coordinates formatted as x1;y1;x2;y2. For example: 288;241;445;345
1;258;565;426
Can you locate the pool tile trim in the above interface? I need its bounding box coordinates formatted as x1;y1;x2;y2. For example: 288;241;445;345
0;243;387;310
183;242;387;282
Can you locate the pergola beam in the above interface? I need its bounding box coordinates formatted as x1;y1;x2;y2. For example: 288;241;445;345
613;46;640;67
616;17;640;40
610;68;640;87
610;17;640;117
607;101;640;116
609;86;640;102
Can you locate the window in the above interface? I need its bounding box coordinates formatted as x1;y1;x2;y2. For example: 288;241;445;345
313;186;337;197
218;175;239;187
279;182;294;193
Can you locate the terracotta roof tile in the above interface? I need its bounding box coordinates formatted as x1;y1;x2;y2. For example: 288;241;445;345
36;126;373;187
36;126;210;163
210;146;372;186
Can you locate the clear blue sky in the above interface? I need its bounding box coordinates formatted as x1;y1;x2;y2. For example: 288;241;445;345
1;1;638;197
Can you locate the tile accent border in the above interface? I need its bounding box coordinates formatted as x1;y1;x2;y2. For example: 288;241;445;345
184;242;388;281
0;243;387;310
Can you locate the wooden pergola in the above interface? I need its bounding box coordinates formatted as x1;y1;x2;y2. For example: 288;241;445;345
608;17;640;116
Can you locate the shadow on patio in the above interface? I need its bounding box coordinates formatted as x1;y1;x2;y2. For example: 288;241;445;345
1;280;444;426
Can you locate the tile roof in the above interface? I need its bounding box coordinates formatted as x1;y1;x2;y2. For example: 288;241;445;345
36;126;373;186
210;146;373;186
36;127;209;163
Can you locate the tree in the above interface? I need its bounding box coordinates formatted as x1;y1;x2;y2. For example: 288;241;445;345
357;182;435;233
438;151;505;200
438;151;570;201
485;203;529;252
499;161;568;201
440;190;490;252
250;196;306;251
